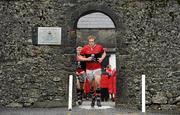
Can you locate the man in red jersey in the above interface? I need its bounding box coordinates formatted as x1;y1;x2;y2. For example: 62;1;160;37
80;35;106;107
75;46;92;105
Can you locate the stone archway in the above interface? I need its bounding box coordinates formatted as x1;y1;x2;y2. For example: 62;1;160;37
67;3;127;107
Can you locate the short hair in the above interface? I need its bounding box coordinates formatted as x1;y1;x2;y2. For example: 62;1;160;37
76;46;82;51
88;35;96;40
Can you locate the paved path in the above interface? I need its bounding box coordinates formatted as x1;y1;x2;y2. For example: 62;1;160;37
0;101;179;115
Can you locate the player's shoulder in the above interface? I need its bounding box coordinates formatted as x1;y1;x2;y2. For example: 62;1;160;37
96;44;103;48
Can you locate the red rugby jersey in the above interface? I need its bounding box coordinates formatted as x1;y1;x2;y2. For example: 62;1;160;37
81;44;104;70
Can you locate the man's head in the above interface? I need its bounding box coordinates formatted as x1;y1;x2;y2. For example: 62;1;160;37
76;46;82;54
88;35;96;47
106;64;111;69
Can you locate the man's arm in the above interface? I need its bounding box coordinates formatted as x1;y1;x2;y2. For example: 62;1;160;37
77;55;92;61
78;46;92;61
98;50;106;63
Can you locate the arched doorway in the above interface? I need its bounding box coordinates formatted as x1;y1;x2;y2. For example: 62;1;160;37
74;11;116;107
67;3;127;108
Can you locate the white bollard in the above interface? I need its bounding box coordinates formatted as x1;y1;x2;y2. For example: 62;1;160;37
142;75;146;113
68;75;73;111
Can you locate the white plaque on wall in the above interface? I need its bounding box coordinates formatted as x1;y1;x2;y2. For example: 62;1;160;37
38;27;61;45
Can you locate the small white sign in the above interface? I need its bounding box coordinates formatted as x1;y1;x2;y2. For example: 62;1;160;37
38;27;61;45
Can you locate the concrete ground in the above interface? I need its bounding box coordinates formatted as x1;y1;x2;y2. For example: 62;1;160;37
0;101;179;115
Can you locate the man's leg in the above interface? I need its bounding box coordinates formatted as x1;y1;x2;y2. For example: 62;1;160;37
76;74;85;105
86;70;96;107
76;78;82;105
89;79;96;107
94;69;102;107
94;74;101;107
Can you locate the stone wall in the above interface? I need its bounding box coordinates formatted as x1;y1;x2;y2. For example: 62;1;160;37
0;0;179;112
0;0;75;108
115;0;180;111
